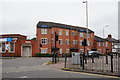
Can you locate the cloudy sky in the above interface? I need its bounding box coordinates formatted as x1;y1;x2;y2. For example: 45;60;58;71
0;0;119;39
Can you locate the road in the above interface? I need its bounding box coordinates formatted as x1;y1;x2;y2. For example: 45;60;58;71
2;57;119;79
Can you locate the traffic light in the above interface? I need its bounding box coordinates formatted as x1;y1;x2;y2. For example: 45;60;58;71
82;39;87;46
55;32;58;41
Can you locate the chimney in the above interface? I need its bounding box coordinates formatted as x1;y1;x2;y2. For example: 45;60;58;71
108;34;112;38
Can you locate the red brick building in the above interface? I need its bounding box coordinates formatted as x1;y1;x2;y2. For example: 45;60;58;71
36;21;95;54
0;34;38;57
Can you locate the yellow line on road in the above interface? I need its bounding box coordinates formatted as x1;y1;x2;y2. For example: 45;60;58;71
56;69;120;79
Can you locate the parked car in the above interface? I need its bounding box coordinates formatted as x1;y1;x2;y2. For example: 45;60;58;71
86;51;102;58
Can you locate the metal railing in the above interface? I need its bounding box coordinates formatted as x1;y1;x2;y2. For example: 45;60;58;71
64;53;120;76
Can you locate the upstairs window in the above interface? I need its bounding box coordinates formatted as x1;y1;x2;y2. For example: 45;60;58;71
80;33;84;37
41;29;48;34
72;31;78;36
98;42;101;46
86;33;90;38
58;30;62;35
41;38;48;45
66;31;69;36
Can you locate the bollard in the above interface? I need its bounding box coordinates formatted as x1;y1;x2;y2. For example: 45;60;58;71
80;55;83;67
64;54;67;68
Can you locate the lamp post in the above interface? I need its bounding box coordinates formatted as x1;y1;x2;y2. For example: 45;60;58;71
82;1;89;70
103;25;109;38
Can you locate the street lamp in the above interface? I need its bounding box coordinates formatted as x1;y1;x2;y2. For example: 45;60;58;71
103;25;109;38
83;1;88;37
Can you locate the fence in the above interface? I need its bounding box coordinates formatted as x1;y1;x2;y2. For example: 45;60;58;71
64;53;120;76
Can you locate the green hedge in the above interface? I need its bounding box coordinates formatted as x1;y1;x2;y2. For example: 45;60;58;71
62;53;72;57
35;53;53;57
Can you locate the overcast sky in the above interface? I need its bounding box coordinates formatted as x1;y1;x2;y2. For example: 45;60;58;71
0;0;119;39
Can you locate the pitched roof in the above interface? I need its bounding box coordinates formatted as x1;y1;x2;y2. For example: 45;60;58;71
106;37;119;43
94;35;106;42
37;21;94;33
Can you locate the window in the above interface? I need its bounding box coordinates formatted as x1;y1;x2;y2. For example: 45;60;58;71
72;40;78;45
60;49;62;54
9;42;14;52
41;38;48;45
72;31;78;36
87;40;90;46
106;42;108;47
98;42;101;46
0;43;2;53
66;49;69;53
2;42;5;53
58;30;62;35
80;40;83;46
41;48;47;54
66;31;69;36
80;49;84;54
66;40;69;45
51;38;54;44
103;42;104;46
41;29;48;34
80;33;84;37
86;33;90;38
59;39;62;44
51;29;54;34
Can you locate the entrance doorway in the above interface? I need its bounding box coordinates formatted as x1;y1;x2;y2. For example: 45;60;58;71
22;46;32;57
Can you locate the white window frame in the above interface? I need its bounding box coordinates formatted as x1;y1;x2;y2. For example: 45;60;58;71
51;38;54;44
86;33;90;38
98;42;101;46
80;33;84;37
41;48;48;54
41;29;48;34
58;30;62;35
66;39;69;45
66;31;69;36
41;38;48;45
60;49;62;54
9;42;15;53
59;39;62;44
51;29;54;34
106;42;108;47
80;40;82;46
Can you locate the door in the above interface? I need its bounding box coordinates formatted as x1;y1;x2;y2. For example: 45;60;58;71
22;46;32;57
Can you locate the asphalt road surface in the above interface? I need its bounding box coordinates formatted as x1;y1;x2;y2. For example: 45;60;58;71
2;57;119;79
